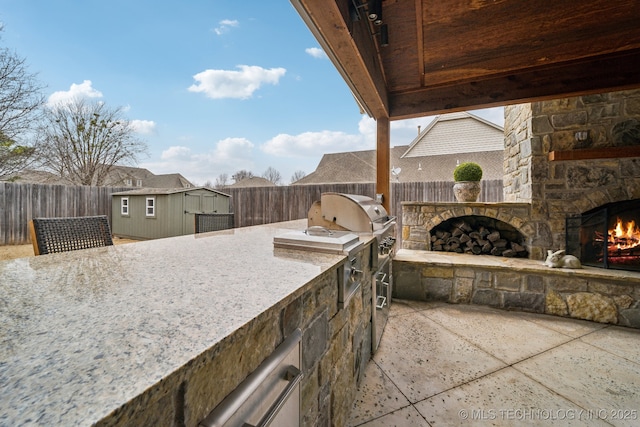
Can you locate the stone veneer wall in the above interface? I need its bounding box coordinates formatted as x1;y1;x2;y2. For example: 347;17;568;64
394;250;640;328
98;245;373;427
504;89;640;254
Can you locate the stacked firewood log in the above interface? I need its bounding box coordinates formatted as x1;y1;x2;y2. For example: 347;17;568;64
431;219;528;257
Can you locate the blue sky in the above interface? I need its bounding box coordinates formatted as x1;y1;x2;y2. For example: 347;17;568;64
1;0;503;185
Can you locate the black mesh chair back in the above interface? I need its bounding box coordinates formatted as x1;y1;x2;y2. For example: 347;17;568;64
29;215;114;255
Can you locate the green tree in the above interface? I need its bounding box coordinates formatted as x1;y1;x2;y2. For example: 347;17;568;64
0;133;36;178
38;99;148;186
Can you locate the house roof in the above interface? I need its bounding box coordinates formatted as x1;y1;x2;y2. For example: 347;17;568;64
402;112;504;158
228;177;276;188
293;147;504;184
294;110;505;184
111;187;230;197
3;166;194;188
0;169;75;185
105;166;194;188
142;173;193;188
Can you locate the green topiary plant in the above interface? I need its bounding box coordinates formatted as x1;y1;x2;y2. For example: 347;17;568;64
453;162;483;182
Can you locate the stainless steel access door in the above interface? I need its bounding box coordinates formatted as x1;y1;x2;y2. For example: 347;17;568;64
372;255;391;353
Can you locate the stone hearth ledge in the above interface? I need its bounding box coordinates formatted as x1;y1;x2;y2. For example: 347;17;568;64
395;249;640;282
394;249;640;327
0;219;375;426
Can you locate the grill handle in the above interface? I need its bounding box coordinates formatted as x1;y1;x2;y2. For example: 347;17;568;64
304;226;333;236
376;271;389;309
252;366;303;427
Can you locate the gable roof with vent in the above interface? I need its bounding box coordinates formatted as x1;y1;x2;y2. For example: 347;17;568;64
402;112;504;158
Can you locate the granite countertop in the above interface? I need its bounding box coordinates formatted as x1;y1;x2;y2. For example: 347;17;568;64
0;220;348;426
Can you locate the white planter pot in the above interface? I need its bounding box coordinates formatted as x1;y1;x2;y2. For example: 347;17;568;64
453;181;481;202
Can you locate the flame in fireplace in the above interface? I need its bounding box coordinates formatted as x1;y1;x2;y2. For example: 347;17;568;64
608;218;640;254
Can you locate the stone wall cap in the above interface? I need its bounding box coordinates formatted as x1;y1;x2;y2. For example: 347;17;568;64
400;201;532;208
394;249;640;284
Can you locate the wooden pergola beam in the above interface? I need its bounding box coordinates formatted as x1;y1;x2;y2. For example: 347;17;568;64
291;0;392;203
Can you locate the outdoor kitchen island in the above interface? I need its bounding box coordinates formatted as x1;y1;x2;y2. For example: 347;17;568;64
0;219;376;427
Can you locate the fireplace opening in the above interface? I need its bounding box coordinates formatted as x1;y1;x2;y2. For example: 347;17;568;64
429;215;528;258
566;199;640;271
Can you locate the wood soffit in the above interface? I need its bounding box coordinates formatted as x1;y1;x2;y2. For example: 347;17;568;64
292;0;640;121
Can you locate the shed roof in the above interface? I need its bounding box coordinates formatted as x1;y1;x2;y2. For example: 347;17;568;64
111;187;230;197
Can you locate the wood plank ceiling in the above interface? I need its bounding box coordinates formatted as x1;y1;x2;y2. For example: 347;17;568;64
291;0;640;121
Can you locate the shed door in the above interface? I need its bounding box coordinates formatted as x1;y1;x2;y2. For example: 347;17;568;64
202;194;218;213
184;193;202;233
185;194;201;212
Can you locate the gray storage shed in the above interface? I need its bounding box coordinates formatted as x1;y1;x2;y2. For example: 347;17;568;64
111;187;231;240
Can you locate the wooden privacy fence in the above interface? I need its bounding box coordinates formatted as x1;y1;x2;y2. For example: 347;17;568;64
226;179;503;228
1;180;503;245
225;183;376;227
0;182;130;245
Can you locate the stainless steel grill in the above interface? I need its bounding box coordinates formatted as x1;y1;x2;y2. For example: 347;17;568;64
307;193;397;353
274;193;397;352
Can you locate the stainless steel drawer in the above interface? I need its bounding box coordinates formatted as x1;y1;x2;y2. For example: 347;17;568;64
199;329;302;427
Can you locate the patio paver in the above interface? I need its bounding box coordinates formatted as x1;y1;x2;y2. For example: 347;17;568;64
348;301;640;426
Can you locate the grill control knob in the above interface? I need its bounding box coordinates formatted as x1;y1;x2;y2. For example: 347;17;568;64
349;268;363;283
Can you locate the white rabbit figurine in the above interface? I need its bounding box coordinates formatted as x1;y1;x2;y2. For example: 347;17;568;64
544;249;582;269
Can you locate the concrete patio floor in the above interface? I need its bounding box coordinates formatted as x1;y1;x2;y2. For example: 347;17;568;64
348;300;640;426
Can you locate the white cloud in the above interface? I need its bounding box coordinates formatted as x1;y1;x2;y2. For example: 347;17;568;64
161;146;192;160
130;119;156;135
262;130;368;158
212;19;239;35
143;138;256;184
305;47;327;59
214;137;255;161
47;80;103;107
188;65;286;99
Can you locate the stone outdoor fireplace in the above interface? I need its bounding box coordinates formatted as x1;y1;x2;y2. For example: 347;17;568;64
402;90;640;263
567;199;640;271
397;89;640;328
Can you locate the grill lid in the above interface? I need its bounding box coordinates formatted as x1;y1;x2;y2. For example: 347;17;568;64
308;193;392;232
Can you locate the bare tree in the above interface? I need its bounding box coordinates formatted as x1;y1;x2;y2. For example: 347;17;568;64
0;31;46;175
214;173;229;189
262;166;282;185
291;170;306;183
232;170;253;183
38;99;148;186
